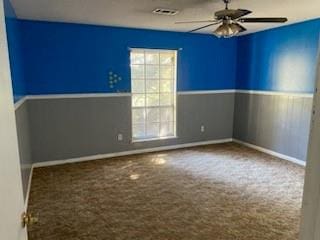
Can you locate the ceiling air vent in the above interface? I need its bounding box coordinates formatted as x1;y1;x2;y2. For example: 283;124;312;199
152;8;179;16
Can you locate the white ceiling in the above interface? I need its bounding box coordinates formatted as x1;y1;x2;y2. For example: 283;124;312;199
10;0;320;35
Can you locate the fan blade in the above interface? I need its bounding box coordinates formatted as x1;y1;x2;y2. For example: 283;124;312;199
215;9;252;20
234;23;247;33
189;22;220;33
175;20;218;24
239;17;288;23
231;9;252;19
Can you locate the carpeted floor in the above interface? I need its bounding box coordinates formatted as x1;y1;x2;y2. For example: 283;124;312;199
27;143;305;240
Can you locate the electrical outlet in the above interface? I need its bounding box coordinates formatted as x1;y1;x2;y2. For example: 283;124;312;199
201;125;205;132
117;134;123;141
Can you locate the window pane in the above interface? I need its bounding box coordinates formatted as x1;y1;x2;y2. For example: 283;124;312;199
160;66;173;79
145;52;159;64
131;49;176;141
160;107;174;122
132;94;145;107
131;52;144;64
146;94;159;107
146;80;159;93
160;122;174;137
131;65;144;79
146;65;159;79
132;109;145;124
133;124;145;139
146;108;160;123
146;122;159;138
160;80;173;93
160;93;173;106
160;53;174;65
132;80;145;93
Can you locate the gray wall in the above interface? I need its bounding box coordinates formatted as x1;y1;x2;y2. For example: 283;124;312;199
15;91;313;191
15;102;32;198
26;93;235;163
233;93;313;161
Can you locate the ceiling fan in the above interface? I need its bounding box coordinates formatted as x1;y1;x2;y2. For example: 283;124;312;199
175;0;288;38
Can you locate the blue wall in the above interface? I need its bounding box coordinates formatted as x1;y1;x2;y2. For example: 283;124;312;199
19;20;237;94
236;19;320;93
4;0;26;102
4;10;320;96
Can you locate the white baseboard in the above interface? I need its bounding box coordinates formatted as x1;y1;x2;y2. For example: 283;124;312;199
233;139;306;167
24;165;34;210
31;138;306;168
33;138;233;168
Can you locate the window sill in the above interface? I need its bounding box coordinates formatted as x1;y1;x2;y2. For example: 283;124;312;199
132;136;178;143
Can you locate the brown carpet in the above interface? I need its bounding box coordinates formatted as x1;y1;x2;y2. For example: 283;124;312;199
27;143;304;240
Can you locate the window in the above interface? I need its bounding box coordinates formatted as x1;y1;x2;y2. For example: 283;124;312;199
131;49;177;141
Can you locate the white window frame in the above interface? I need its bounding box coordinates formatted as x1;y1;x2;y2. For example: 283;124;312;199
130;48;177;142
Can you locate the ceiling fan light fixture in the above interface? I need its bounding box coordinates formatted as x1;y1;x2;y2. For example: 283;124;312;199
213;22;241;38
